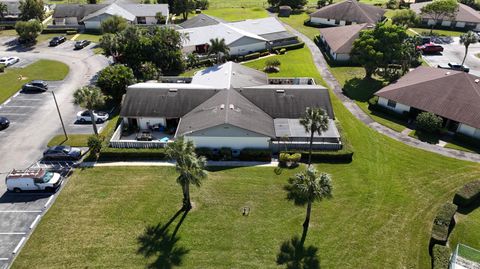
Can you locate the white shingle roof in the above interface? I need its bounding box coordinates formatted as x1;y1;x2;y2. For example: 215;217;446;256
178;23;266;47
228;17;287;36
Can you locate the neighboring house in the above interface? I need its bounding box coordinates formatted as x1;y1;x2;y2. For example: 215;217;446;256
411;2;480;30
116;62;341;151
375;66;480;139
52;3;169;30
177;16;299;55
318;23;371;61
0;0;21;23
309;0;385;26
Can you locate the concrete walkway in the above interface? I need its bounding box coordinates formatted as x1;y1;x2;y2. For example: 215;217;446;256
275;16;480;163
80;160;279;168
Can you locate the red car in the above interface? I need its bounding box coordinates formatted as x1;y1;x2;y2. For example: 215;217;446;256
416;43;444;54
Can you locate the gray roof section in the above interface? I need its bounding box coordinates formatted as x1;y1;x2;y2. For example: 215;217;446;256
119;4;168;17
191;62;268;89
237;87;335;119
53;4;107;19
54;3;168;21
177;89;275;137
411;2;480;24
178;14;225;29
260;31;296;42
274;118;340;138
310;0;385;24
319;23;370;54
120;88;219;118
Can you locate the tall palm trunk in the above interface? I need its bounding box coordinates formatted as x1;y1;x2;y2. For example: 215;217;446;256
88;109;99;135
301;201;312;245
182;183;192;211
308;129;314;167
462;45;469;65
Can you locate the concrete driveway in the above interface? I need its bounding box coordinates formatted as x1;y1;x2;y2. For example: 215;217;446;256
422;36;480;76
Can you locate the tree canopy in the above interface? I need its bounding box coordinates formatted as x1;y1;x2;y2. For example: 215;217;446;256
96;64;135;101
0;3;7;20
171;0;195;20
391;9;419;28
420;0;458;33
268;0;308;8
15;19;42;43
101;15;128;34
19;0;44;21
460;31;478;65
73;86;106;135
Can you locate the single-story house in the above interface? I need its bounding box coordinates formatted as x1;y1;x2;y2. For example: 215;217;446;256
52;3;169;30
177;16;299;55
411;2;480;30
0;0;21;22
319;23;371;61
375;66;480;139
117;62;341;151
309;0;385;26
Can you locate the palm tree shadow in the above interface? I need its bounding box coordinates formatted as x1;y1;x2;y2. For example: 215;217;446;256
137;209;190;269
276;236;320;269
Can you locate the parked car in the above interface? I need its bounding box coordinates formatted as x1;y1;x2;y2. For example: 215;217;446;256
43;145;82;160
416;44;444;54
74;40;91;50
5;169;62;193
420;36;431;45
437;62;470;73
22;80;48;92
49;36;67;46
76;110;109;123
0;116;9;130
0;56;19;67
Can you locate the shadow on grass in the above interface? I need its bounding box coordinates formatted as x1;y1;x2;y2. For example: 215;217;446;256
276;236;320;269
137;209;189;269
342;77;385;103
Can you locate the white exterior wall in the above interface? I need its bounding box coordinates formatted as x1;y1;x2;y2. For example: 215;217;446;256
145;16;157;25
475;24;480;31
230;42;266;56
310;17;337;26
84;21;101;30
456;21;466;28
441;20;451;27
185;136;270;149
457;123;480;139
377;97;411;114
427;19;436;25
336;53;350;61
137;117;166;130
338;20;346;26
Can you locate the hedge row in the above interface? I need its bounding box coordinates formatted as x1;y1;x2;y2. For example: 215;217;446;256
271;42;305;52
41;28;78;34
453;180;480;207
98;148;167;161
195;147;236;161
281;150;353;163
453;133;480;150
239;148;272;162
431;203;457;244
432;244;450;269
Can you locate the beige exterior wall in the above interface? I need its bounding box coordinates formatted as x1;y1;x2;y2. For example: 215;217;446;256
137;117;166;130
310;17;337;26
185;136;270;149
378;97;411;114
457;123;480;139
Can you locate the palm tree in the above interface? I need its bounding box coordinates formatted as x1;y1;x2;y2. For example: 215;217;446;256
299;107;329;166
73;86;106;135
208;38;229;64
0;3;7;20
460;31;478;65
165;137;207;211
285;167;332;245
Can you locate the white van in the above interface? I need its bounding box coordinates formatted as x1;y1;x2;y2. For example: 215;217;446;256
5;169;63;193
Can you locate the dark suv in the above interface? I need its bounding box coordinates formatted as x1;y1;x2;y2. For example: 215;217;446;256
22;80;48;92
49;36;66;46
74;40;91;50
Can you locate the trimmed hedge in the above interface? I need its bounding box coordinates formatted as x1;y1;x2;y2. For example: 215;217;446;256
242;52;261;61
41;28;78;34
432;244;450;269
453;180;480;207
431;203;457;244
239;148;272;162
98;148;167;161
271;42;305;51
282;150;353;163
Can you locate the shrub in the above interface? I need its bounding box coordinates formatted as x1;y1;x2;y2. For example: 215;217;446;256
242;52;261;61
368;96;379;106
66;30;77;35
431;203;457;244
15;19;42;43
271;42;305;51
386;0;399;9
41;28;77;34
453;133;480;150
265;59;281;73
99;148;167;161
220;147;232;161
196;147;220;161
416;112;443;133
282;150;353;163
279;48;287;54
239;149;272;162
195;0;209;10
87;135;104;155
0;64;4;73
432;244;450;269
368;103;410;121
96;64;135;101
453;180;480;207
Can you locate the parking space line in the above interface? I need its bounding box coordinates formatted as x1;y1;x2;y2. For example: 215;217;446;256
12;237;26;254
44;195;54;208
13;98;42;101
0;258;8;261
4;105;34;108
29;215;41;229
0;232;26;235
0;113;26;116
0;210;42;213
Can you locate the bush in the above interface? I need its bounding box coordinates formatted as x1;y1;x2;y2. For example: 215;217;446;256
195;0;209;10
265;59;281;73
196;147;220;161
0;64;4;73
368;96;379;106
453;180;480;207
41;28;77;34
416;112;443;133
242;52;261;61
239;148;272;162
279;48;287;54
87;135;104;155
432;244;450;269
279;152;302;167
96;64;135;101
220;147;232;161
271;42;305;51
431;203;457;244
99;148;167;161
66;30;77;35
453;133;480;150
15;19;42;43
282;150;353;163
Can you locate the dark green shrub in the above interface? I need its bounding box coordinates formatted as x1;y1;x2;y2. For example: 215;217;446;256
0;64;4;73
242;52;261;61
87;135;104;155
195;0;209;10
66;30;78;35
416;112;443;133
453;180;480;207
239;149;272;162
99;148;167;161
272;42;305;51
41;28;77;34
282;150;353;163
431;203;457;244
195;147;221;161
432;244;450;269
452;133;480;150
368;96;379;106
279;48;287;54
220;147;232;161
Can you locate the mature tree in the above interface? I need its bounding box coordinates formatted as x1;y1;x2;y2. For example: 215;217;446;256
299;107;329;166
317;0;332;8
195;0;209;10
99;33;123;63
165;137;208;211
276;236;320;269
0;2;8;20
285;167;333;245
73;86;106;135
96;64;135;101
15;19;42;43
268;0;308;8
186;53;199;69
391;9;419;27
351;23;412;79
138;61;160;81
386;0;399;9
208;38;229;64
19;0;44;21
172;0;195;20
155;12;166;24
460;31;478;65
101;15;128;34
420;0;458;34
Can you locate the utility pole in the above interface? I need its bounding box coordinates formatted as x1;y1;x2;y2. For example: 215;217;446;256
51;91;68;140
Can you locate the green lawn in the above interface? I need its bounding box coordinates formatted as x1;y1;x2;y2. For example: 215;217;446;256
409;27;465;37
0;59;69;104
47;134;90;147
0;29;16;37
279;13;320;40
203;7;269;21
450;211;480;262
444;143;477;153
76;33;102;43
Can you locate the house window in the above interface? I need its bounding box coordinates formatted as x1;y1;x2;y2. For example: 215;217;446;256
137;17;146;24
387;99;397;108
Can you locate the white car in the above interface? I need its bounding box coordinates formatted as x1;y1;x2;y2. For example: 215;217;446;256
0;56;19;67
76;110;109;123
6;169;62;193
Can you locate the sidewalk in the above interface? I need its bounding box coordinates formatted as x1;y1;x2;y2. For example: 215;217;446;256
80;160;279;168
274;15;480;163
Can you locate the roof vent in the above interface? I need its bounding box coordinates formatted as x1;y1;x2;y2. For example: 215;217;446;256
229;104;234;109
220;104;225;110
169;89;178;92
276;89;285;93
